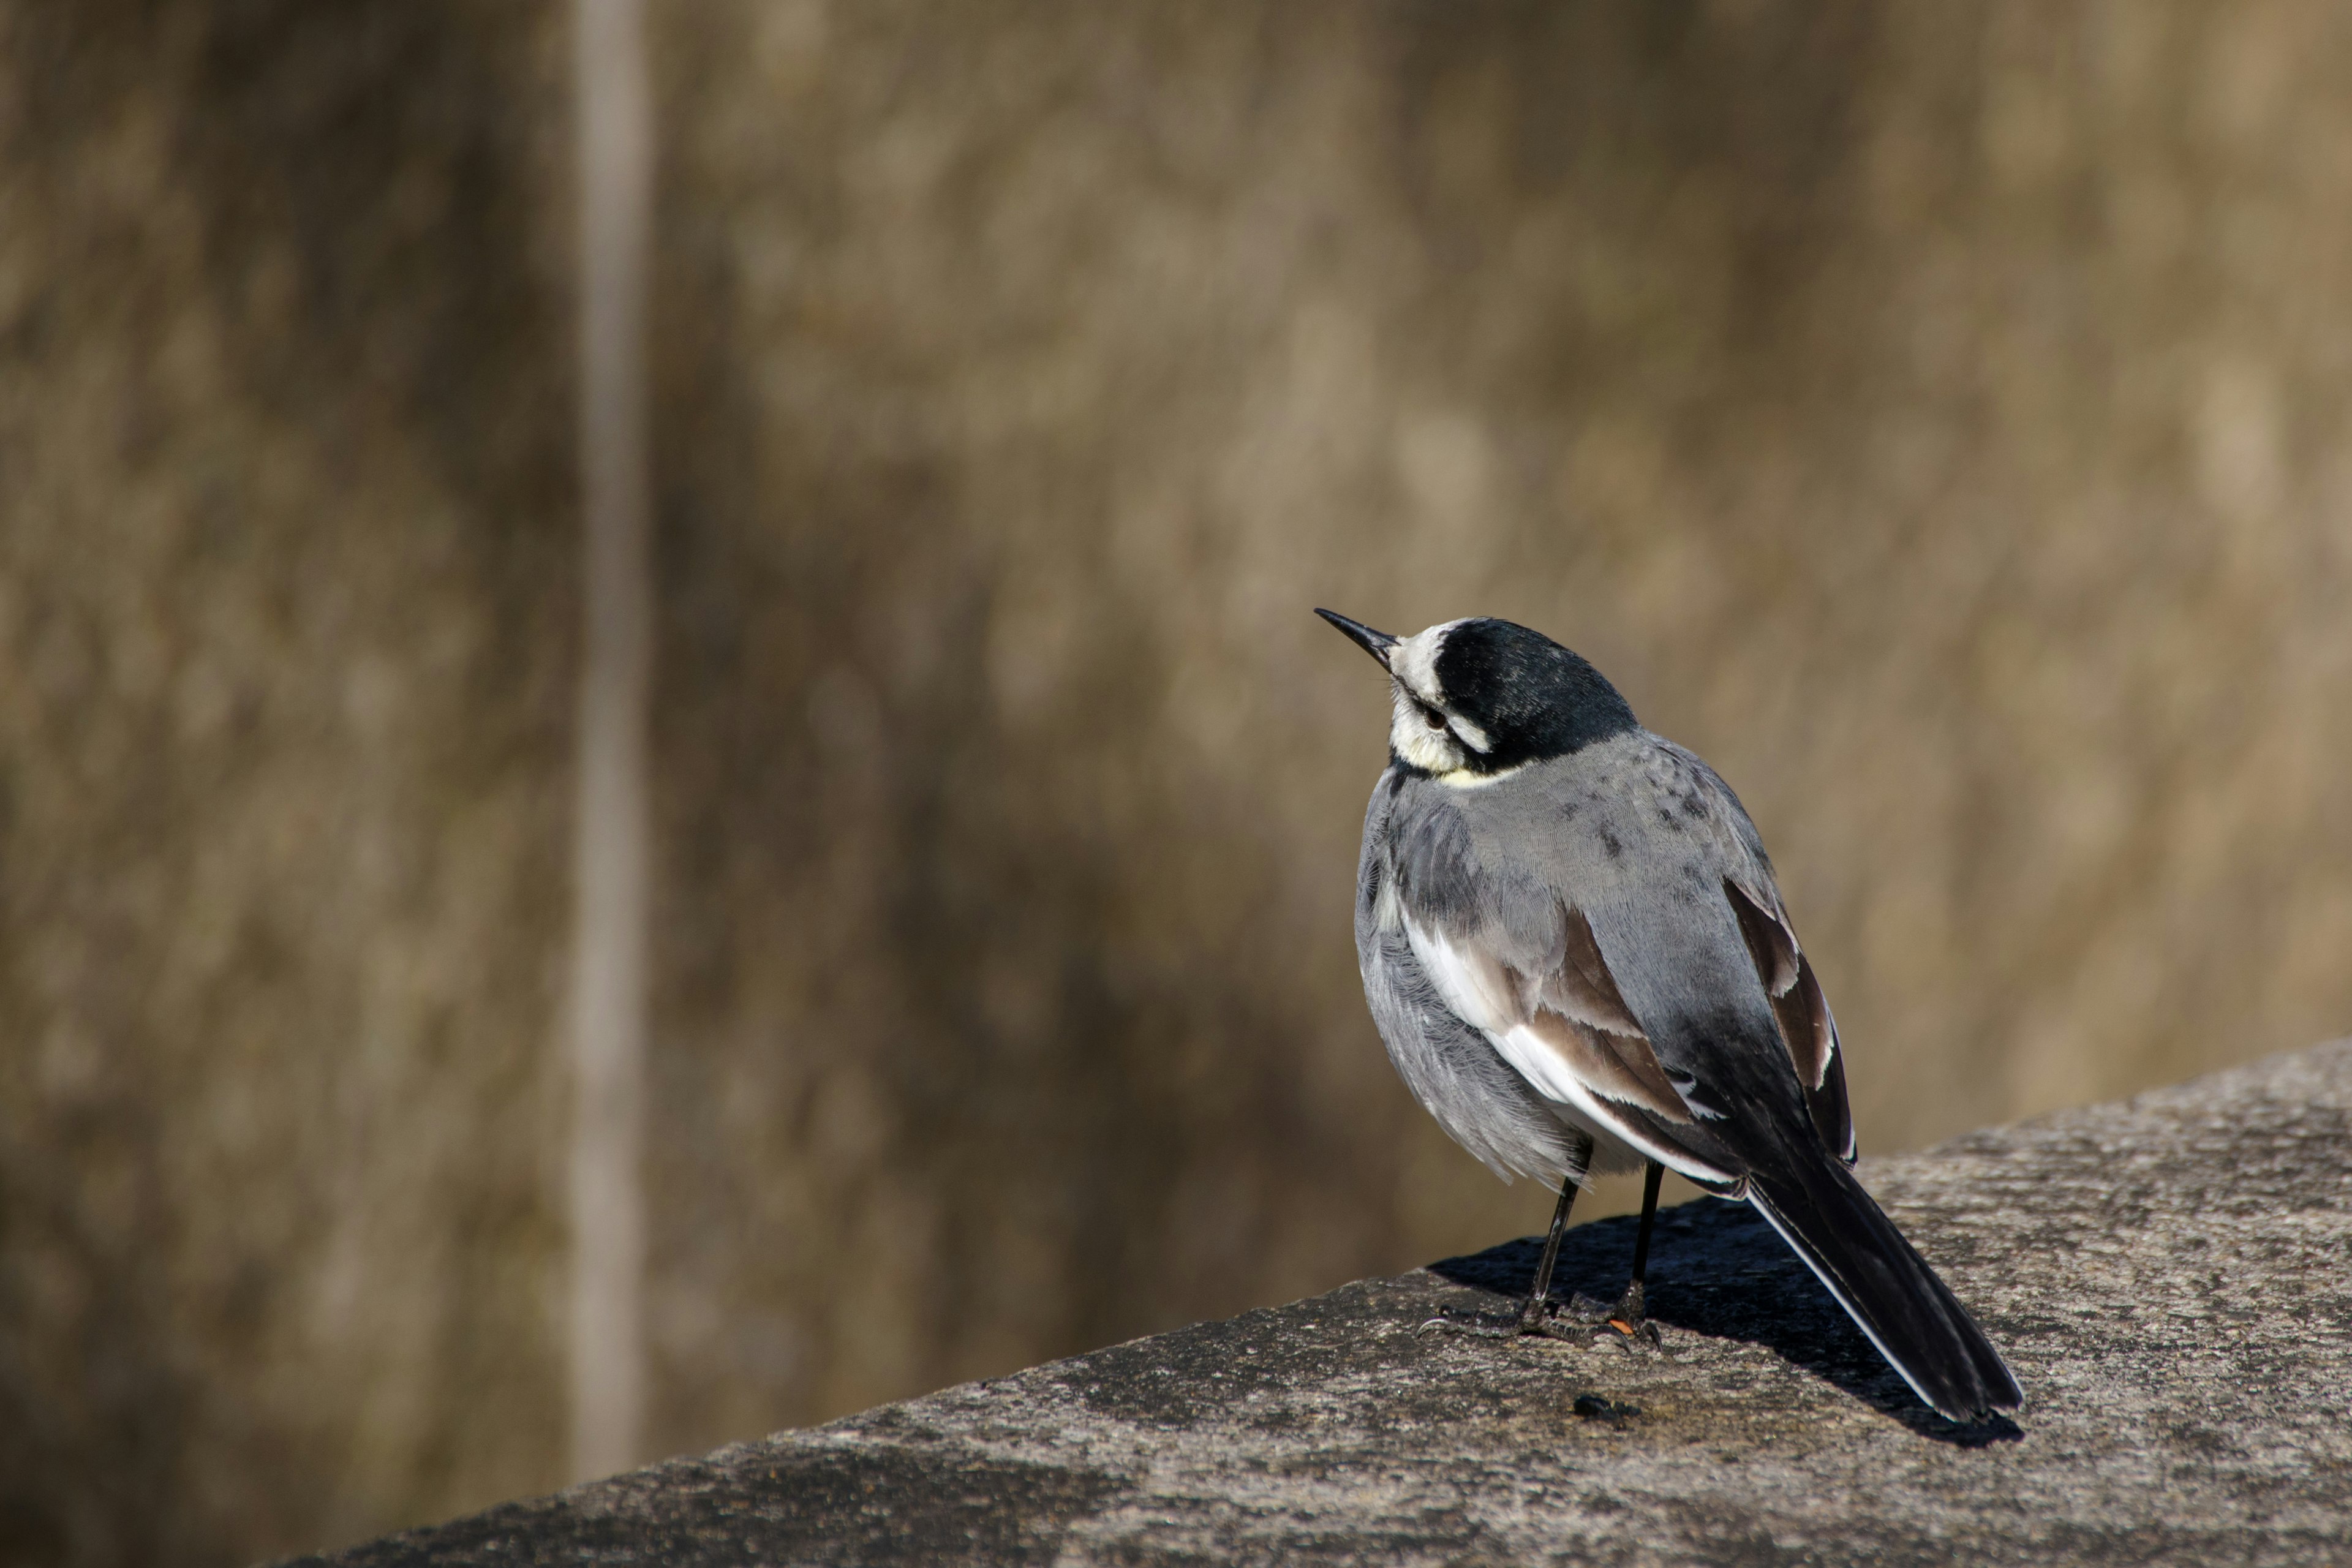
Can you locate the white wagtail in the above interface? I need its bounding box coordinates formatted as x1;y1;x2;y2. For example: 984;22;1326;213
1318;609;2021;1424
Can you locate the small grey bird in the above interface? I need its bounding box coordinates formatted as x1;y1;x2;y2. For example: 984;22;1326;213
1318;609;2021;1424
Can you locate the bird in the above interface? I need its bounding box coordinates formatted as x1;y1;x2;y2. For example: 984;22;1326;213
1316;608;2021;1425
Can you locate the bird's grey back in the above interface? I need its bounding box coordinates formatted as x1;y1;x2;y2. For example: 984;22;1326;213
1354;728;1789;1163
1455;733;1782;1057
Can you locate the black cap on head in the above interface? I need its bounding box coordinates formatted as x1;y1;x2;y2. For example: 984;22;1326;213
1434;619;1637;769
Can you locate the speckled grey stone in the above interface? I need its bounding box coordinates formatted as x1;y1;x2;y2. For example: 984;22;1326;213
312;1042;2352;1566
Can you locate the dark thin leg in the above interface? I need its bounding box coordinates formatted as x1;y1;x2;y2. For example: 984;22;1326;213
1611;1159;1665;1336
1628;1159;1664;1294
1416;1173;1589;1342
1575;1160;1665;1345
1516;1176;1580;1330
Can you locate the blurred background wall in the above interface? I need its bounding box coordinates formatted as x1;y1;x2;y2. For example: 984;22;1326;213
7;2;2352;1563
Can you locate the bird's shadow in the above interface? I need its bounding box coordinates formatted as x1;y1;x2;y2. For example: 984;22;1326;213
1427;1198;2021;1449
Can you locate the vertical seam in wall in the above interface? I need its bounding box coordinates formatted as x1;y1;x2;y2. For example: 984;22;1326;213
568;0;652;1485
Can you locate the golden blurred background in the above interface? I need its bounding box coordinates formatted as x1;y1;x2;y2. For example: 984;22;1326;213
7;2;2352;1562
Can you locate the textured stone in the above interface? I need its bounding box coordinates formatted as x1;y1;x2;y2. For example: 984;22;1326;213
316;1042;2352;1566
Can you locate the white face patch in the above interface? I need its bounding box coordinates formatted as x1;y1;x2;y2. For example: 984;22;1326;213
1385;620;1491;775
1385;624;1456;707
1390;684;1466;774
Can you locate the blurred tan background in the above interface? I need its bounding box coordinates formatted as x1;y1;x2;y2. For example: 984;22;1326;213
7;1;2352;1563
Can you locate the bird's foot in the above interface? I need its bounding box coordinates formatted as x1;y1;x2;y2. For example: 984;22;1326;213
1563;1282;1663;1348
1414;1294;1587;1343
1412;1308;1514;1340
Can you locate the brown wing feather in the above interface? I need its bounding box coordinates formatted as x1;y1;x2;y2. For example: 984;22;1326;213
1520;1009;1692;1125
1520;906;1694;1125
1727;878;1800;999
1544;905;1646;1035
1725;879;1855;1162
1792;952;1856;1163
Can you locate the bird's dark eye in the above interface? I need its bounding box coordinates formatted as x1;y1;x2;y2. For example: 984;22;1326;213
1422;705;1447;732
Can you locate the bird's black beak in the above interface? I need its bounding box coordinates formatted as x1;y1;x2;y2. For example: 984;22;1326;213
1315;608;1398;669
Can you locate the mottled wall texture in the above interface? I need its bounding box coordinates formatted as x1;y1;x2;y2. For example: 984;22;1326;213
0;4;576;1564
7;2;2352;1564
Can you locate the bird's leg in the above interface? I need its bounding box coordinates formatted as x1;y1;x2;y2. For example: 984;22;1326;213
1416;1175;1588;1341
1570;1160;1665;1346
1516;1175;1580;1331
1611;1158;1665;1342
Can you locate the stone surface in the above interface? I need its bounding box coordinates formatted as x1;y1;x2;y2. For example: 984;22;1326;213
315;1041;2352;1566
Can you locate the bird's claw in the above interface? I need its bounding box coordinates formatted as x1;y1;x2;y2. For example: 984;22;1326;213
1564;1284;1662;1349
1420;1280;1663;1350
1607;1316;1664;1348
1415;1310;1520;1340
1415;1298;1591;1344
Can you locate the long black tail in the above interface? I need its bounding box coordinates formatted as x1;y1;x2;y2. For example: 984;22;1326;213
1743;1142;2021;1423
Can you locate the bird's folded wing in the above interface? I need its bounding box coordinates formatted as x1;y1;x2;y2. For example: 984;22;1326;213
1403;865;1858;1179
1404;908;1742;1188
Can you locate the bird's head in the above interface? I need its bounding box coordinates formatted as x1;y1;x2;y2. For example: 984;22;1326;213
1315;611;1638;782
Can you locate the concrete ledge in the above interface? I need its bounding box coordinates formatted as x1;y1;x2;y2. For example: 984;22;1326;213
314;1042;2352;1565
